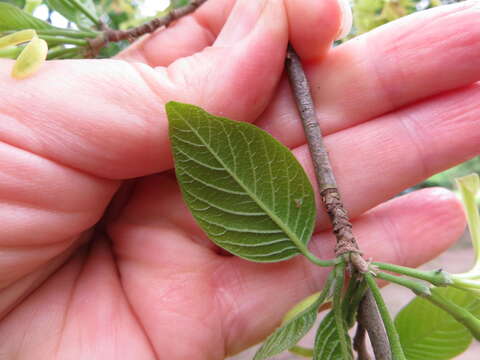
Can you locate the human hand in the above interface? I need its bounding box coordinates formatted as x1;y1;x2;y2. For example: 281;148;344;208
0;0;478;358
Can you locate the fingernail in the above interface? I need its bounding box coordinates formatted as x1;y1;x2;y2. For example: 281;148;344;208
336;0;353;40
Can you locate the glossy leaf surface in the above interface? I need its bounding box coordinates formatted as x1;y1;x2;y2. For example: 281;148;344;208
167;102;316;262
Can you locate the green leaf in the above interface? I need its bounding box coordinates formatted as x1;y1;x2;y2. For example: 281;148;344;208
313;311;351;360
0;3;54;31
254;299;321;360
456;174;480;271
0;0;26;8
171;0;190;8
44;0;98;28
395;287;480;360
253;272;335;360
167;102;316;263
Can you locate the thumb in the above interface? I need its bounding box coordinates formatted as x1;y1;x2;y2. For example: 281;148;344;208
157;0;288;123
0;0;288;180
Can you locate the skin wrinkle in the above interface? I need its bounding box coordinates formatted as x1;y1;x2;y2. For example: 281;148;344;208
397;110;430;181
211;259;246;356
0;232;86;321
362;35;399;114
0;126;118;197
372;207;407;267
53;247;89;359
96;237;158;360
0;240;73;289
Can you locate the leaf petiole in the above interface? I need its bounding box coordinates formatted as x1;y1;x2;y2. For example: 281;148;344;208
289;345;313;357
373;262;453;286
303;249;338;267
365;273;407;360
333;261;353;359
376;272;431;297
39;35;88;46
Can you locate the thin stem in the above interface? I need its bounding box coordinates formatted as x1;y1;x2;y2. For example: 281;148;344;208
426;290;480;341
37;29;98;38
373;262;453;286
333;261;353;359
357;290;391;360
285;45;367;271
47;47;82;60
303;249;337;267
40;35;88;46
365;273;407;360
353;323;372;360
0;46;23;59
64;0;101;26
289;345;313;357
376;272;431;297
88;0;208;56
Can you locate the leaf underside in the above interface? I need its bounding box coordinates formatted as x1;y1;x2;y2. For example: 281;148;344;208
395;287;480;360
167;101;316;262
313;311;347;360
253;296;320;360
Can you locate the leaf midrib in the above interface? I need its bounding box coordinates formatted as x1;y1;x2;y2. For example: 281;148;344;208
174;108;309;254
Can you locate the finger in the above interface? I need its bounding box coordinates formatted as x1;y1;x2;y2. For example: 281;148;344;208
220;188;465;355
0;0;287;179
257;0;480;147
118;0;236;65
295;83;480;228
119;0;345;66
285;0;349;62
0;140;116;289
109;83;479;238
0;238;155;358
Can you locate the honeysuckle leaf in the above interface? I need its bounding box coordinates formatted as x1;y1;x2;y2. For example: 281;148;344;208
12;36;47;79
0;3;54;31
253;272;335;360
395;287;480;360
167;102;316;263
253;298;321;360
313;311;351;360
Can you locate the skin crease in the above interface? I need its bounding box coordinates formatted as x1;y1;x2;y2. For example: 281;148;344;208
0;0;478;358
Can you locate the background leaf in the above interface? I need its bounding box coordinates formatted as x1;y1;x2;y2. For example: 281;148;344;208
395;287;480;360
167;102;316;263
0;0;26;9
0;3;55;31
44;0;98;28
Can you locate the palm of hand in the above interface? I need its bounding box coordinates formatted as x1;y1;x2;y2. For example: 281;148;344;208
0;0;479;359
